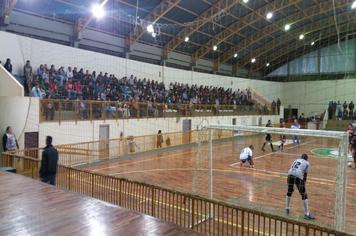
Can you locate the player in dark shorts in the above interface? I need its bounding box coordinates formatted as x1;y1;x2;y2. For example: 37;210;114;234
285;154;315;220
261;120;275;152
279;121;287;151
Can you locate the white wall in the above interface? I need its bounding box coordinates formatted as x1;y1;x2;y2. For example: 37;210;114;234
0;31;281;101
282;77;356;116
0;64;24;96
0;96;39;150
39;115;280;147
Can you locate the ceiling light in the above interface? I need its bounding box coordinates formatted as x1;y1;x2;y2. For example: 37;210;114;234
310;41;315;46
266;12;273;20
251;58;256;63
147;24;154;33
184;36;189;42
266;63;270;67
284;24;291;31
299;34;305;40
233;53;238;58
352;1;356;9
213;45;218;51
91;3;105;19
151;32;157;38
243;0;249;3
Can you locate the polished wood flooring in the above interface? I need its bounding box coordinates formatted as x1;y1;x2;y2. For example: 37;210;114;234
85;135;356;233
0;172;202;236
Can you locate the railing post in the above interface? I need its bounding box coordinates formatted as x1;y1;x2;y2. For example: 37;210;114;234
241;210;245;236
91;173;94;197
118;179;122;206
151;186;155;217
68;168;71;190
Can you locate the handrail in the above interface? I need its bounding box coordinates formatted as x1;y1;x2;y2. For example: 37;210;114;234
39;99;277;123
1;152;353;236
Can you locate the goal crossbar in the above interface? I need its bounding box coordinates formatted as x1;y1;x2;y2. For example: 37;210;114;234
207;124;347;140
204;124;349;232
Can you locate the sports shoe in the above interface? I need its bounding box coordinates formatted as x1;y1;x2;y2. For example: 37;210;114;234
352;166;356;170
285;208;290;215
261;148;265;152
304;213;315;220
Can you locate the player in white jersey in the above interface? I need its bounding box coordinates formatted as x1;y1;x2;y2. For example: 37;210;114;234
285;154;315;220
239;145;254;168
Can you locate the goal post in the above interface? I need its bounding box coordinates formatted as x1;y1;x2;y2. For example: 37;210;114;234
204;124;349;232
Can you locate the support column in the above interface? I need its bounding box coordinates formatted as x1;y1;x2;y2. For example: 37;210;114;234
208;128;213;200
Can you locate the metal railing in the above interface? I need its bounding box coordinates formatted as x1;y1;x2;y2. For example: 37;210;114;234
0;152;352;236
39;99;276;123
4;130;233;167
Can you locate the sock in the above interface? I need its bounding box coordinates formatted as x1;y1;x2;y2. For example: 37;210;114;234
285;196;291;209
270;143;274;151
303;199;309;215
262;143;266;149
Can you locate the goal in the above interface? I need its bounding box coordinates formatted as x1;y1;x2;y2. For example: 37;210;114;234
199;124;349;232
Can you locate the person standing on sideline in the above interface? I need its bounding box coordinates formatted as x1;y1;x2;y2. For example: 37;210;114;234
156;130;163;148
285;154;315;220
291;119;301;144
40;136;58;185
2;126;19;151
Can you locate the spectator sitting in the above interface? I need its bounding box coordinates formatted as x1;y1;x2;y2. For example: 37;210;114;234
31;84;43;98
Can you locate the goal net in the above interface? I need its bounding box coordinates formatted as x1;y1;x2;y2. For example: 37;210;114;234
198;124;350;233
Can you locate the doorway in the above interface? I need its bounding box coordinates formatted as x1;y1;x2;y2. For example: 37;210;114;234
99;125;110;160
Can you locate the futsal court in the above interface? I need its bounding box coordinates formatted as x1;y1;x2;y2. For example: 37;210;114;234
82;134;356;232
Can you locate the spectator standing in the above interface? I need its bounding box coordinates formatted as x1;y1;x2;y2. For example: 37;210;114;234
271;100;277;114
328;101;333;120
2;126;19;151
349;101;354;119
336;101;342;119
23;60;33;94
4;58;12;73
291;119;301;144
277;98;281;114
39;136;58;185
343;101;348;119
156;130;163;148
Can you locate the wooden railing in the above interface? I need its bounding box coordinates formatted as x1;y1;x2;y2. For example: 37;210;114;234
0;152;353;236
39;99;276;123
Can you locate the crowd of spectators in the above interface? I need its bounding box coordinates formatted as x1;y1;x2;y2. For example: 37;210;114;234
3;59;255;107
328;101;356;120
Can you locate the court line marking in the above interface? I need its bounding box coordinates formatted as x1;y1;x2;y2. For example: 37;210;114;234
109;167;356;191
92;138;321;172
66;174;274;236
229;140;317;167
90;141;260;171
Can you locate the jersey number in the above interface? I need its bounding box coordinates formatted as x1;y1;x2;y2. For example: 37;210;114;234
292;161;301;169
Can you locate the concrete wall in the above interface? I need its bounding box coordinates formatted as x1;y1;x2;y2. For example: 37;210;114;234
0;96;39;150
282;77;356;116
0;31;282;101
0;96;280;149
39;115;280;147
0;64;23;96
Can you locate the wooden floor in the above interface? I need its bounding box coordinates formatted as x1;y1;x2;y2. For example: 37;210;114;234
84;135;356;234
0;172;202;236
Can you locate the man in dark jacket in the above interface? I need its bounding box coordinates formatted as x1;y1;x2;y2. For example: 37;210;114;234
4;58;12;73
39;136;58;185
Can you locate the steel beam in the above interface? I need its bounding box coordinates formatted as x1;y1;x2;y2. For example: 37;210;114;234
241;13;355;71
215;0;349;68
191;0;300;64
125;0;181;50
163;0;238;56
255;22;356;72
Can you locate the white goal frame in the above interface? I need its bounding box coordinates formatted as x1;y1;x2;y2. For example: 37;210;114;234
205;124;349;232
